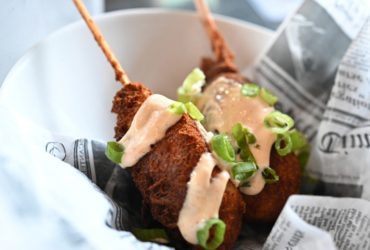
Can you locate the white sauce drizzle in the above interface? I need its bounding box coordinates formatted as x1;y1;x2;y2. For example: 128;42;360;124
177;152;230;244
118;94;181;167
197;77;276;195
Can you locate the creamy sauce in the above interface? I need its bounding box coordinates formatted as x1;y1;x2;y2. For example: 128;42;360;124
118;94;181;167
197;77;276;195
177;153;230;244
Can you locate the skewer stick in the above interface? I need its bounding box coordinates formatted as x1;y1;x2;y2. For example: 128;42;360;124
194;0;235;65
73;0;130;85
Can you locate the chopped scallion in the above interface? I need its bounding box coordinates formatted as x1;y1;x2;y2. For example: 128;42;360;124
264;111;294;134
177;68;205;103
105;141;124;164
197;218;226;250
231;162;257;184
239;146;255;163
289;130;308;151
211;134;235;162
231;123;256;145
168;101;187;115
260;88;278;106
185;102;204;121
241;83;260;97
262;167;279;184
275;132;293;156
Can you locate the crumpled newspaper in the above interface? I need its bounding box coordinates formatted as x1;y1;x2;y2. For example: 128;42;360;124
0;106;169;250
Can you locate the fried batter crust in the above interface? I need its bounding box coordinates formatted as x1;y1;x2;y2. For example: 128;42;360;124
201;57;246;84
243;149;301;223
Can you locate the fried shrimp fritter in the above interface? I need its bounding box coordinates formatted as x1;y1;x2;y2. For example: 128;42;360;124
112;85;245;250
201;58;245;84
201;59;302;223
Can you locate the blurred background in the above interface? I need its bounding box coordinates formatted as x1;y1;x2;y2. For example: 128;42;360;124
106;0;303;29
0;0;302;85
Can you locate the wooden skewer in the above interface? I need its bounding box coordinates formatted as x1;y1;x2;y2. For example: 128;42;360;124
73;0;130;85
194;0;235;66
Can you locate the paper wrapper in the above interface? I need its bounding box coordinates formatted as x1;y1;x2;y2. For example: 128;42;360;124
0;106;169;249
1;0;370;249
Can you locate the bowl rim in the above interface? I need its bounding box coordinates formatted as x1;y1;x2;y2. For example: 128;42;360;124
1;8;273;89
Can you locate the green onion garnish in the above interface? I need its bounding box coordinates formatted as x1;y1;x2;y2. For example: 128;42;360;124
231;123;256;162
262;167;279;184
241;83;260;97
168;101;187;115
264;111;294;134
289;130;310;168
231;162;258;183
211;134;236;162
168;101;204;121
232;123;246;147
260;88;278;106
239;146;256;163
185;102;204;121
105;141;124;164
289;130;308;151
132;228;169;244
231;123;256;145
197;218;226;250
177;68;205;103
275;132;292;156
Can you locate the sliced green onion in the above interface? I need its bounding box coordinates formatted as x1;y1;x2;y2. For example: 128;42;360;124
177;68;205;103
183;68;206;90
105;141;124;164
197;218;226;250
185;102;204;121
168;101;187;115
262;167;279;184
288;130;310;168
231;123;256;145
132;228;169;244
231;123;256;162
275;132;293;156
264;111;294;134
239;146;255;163
246;132;256;144
231;162;257;183
289;130;308;151
260;88;278;106
177;88;191;103
211;134;235;162
232;123;246;147
241;83;260;97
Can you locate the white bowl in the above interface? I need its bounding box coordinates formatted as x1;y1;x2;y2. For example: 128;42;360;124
0;8;272;140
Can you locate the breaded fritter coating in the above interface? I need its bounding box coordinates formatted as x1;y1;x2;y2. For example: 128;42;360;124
243;149;301;223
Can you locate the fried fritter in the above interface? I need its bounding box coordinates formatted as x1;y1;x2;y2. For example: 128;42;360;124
243;149;301;223
201;57;246;84
201;59;302;223
112;87;245;250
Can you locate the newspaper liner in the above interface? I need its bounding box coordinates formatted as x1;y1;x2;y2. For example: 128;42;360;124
1;0;370;249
